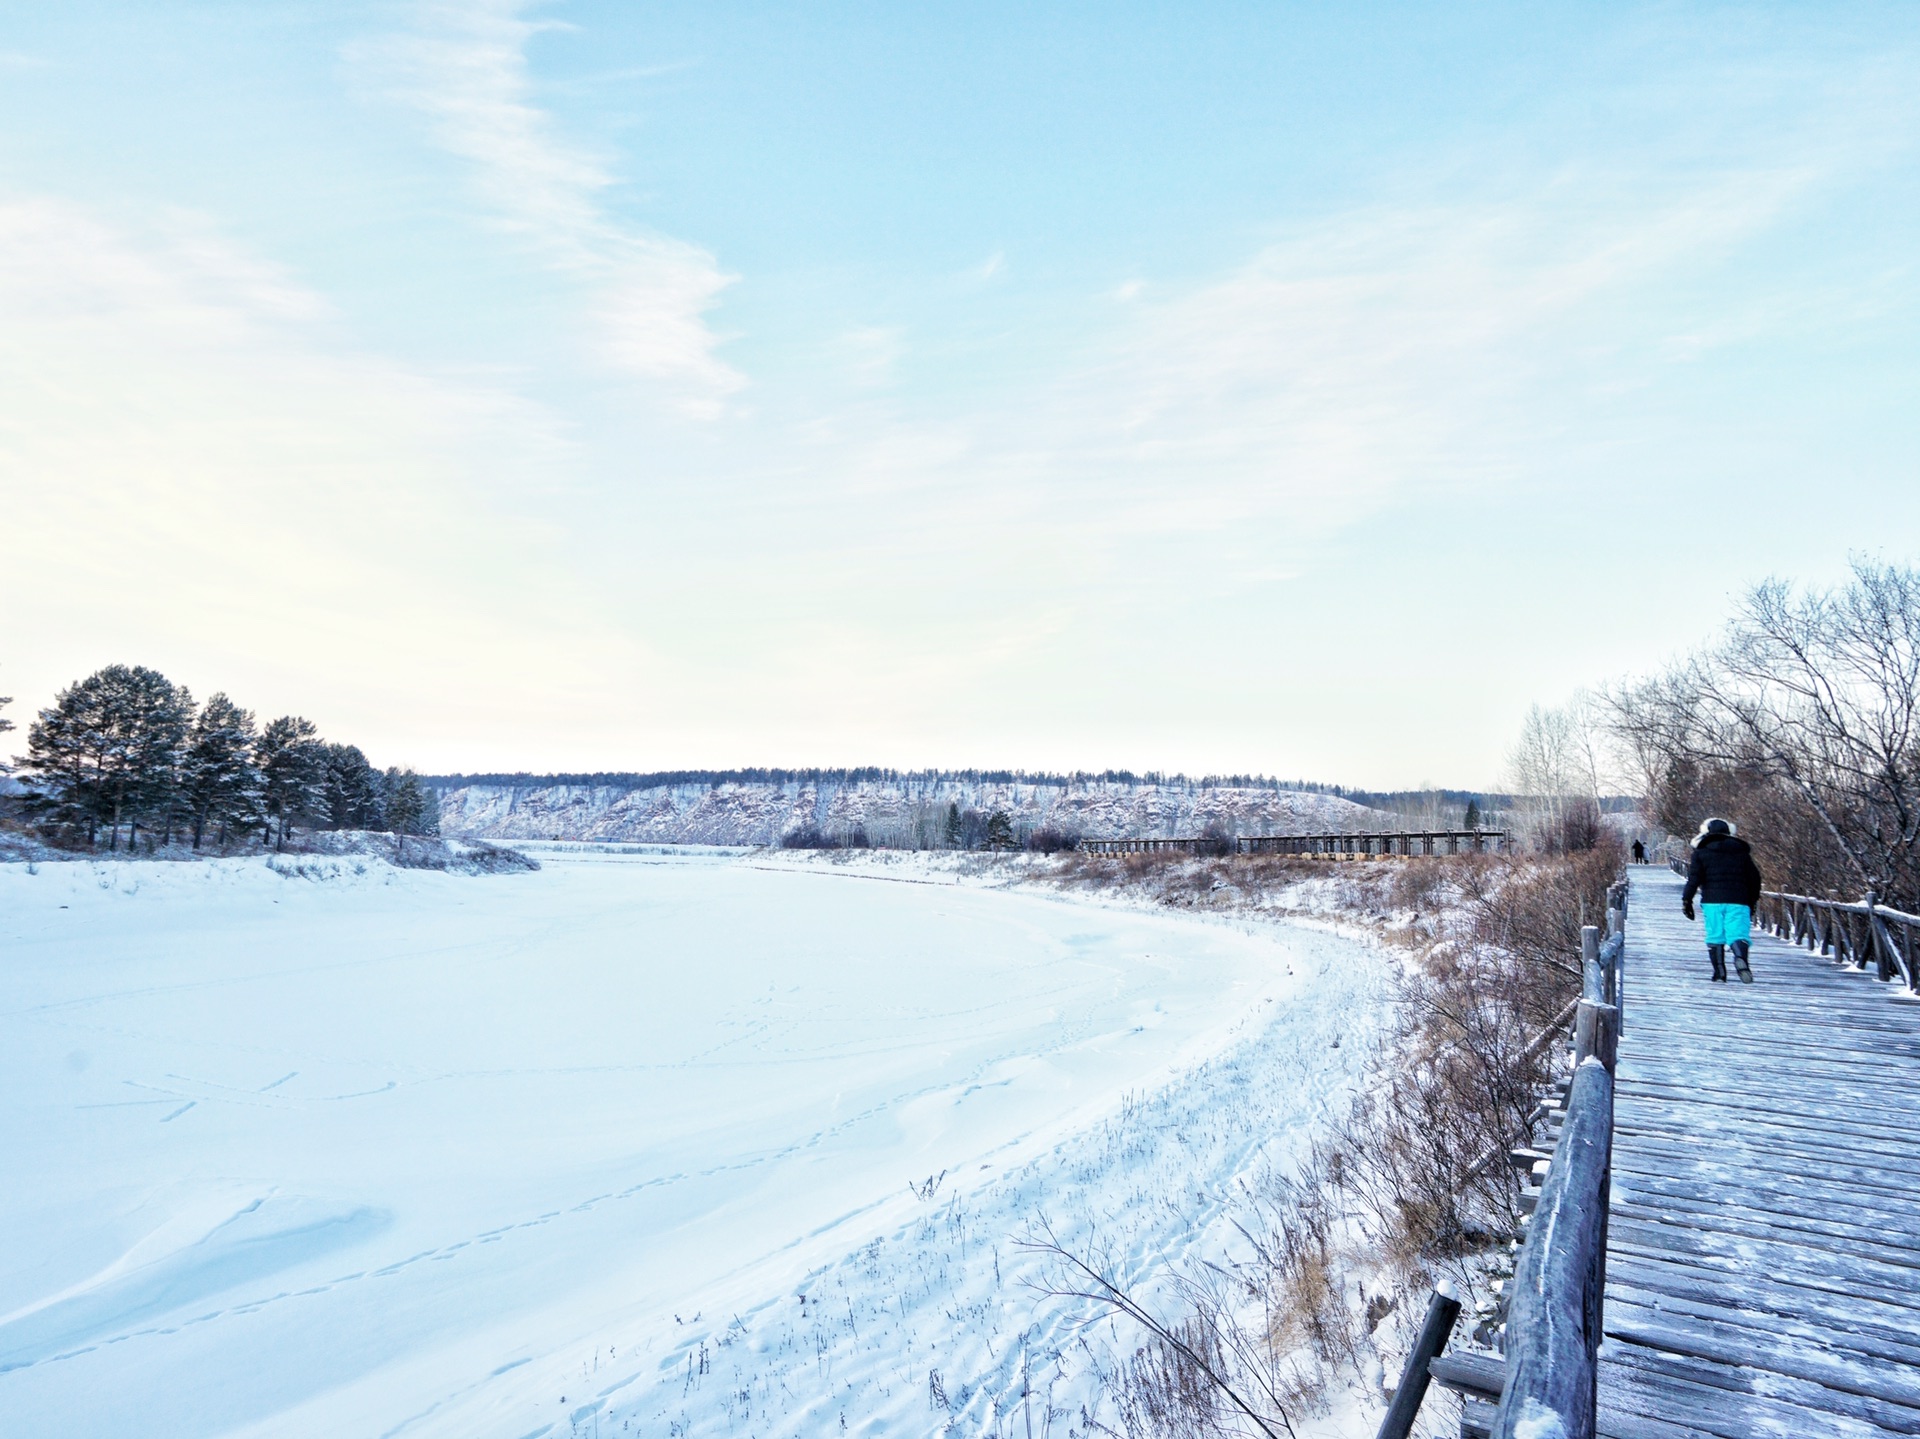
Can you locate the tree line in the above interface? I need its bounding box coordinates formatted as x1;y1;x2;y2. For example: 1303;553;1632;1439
424;766;1355;795
1605;557;1920;910
8;664;439;853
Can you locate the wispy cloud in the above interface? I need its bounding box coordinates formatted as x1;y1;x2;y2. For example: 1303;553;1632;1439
0;194;642;750
361;1;741;414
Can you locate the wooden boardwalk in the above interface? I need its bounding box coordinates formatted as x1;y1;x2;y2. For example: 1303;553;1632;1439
1596;866;1920;1437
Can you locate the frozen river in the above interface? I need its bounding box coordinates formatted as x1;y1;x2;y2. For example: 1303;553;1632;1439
0;848;1387;1438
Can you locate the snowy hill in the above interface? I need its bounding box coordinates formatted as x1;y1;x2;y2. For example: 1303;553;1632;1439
434;774;1391;846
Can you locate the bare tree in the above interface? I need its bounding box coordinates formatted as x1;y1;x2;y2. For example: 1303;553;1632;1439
1507;693;1614;851
1608;558;1920;905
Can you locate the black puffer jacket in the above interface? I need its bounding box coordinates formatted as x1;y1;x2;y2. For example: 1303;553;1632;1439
1683;834;1763;908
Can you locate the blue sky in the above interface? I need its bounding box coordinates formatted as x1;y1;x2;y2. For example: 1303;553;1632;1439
2;2;1916;786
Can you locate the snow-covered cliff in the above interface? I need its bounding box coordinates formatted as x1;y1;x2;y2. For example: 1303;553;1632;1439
435;777;1389;846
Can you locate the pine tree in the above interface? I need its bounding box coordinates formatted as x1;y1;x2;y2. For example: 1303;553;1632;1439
1464;798;1482;832
183;694;261;850
985;809;1016;851
320;744;383;830
943;801;962;849
19;684;104;842
18;665;189;850
120;669;193;849
257;716;325;849
379;768;439;836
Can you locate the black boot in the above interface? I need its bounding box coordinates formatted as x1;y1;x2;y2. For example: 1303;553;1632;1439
1732;940;1752;983
1708;944;1727;982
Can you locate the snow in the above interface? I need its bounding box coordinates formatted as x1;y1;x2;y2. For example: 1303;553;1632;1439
0;848;1391;1438
439;777;1391;847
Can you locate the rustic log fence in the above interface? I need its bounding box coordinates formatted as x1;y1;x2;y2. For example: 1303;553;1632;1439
1079;829;1509;859
1377;882;1627;1439
1757;890;1920;995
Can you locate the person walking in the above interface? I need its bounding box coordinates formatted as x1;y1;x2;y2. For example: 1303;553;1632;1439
1680;817;1762;982
1631;839;1647;864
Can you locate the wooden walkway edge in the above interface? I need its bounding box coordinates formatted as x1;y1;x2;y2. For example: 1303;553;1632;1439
1597;866;1920;1438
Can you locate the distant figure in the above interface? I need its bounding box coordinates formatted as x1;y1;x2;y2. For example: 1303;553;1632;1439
1680;818;1762;983
1631;839;1647;864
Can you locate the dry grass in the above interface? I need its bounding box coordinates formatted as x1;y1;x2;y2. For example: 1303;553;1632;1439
1037;840;1626;1435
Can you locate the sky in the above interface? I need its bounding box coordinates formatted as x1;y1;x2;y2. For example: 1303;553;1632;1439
2;2;1917;788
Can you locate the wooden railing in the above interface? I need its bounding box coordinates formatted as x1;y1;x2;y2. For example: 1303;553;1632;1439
1377;883;1626;1439
1485;898;1623;1439
1758;890;1920;994
1080;829;1508;858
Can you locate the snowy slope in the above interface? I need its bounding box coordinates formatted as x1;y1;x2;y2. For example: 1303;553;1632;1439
0;850;1390;1439
439;777;1389;846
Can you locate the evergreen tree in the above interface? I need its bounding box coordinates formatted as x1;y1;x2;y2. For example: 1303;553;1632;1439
320;744;383;830
379;768;440;836
943;800;962;849
1464;798;1482;832
121;669;193;849
257;715;325;849
19;682;106;841
985;809;1016;851
18;665;189;849
182;694;261;850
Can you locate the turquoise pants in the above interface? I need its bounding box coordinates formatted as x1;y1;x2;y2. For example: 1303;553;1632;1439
1702;902;1752;945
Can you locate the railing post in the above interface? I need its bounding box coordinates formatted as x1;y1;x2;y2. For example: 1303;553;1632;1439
1581;926;1604;1003
1373;1286;1462;1439
1575;999;1619;1074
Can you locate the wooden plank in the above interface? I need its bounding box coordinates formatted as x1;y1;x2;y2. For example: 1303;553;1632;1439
1615;1081;1920;1138
1594;1403;1720;1439
1602;1340;1920;1434
1607;1141;1920;1204
1606;1250;1920;1339
1608;1125;1920;1184
1604;1298;1920;1406
1607;1230;1920;1314
1604;1278;1920;1368
1599;1351;1911;1438
1616;1101;1920;1155
1611;1171;1920;1230
1608;1191;1920;1263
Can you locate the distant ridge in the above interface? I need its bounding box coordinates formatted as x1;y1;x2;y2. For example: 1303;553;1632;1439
432;772;1398;847
423;767;1361;795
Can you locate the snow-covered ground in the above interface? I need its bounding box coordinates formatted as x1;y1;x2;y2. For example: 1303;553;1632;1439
0;848;1391;1438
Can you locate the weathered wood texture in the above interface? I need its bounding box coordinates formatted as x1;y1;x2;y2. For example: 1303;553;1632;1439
1756;890;1920;994
1494;1057;1615;1439
1375;1288;1463;1439
1596;867;1920;1438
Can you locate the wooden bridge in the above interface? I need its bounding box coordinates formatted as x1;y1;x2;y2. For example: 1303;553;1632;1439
1587;864;1920;1437
1077;828;1508;858
1388;863;1920;1438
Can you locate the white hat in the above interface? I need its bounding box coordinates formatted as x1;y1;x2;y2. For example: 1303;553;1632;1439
1691;817;1736;847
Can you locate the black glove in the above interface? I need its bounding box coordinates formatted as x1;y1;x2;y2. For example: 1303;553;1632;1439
1681;900;1695;921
